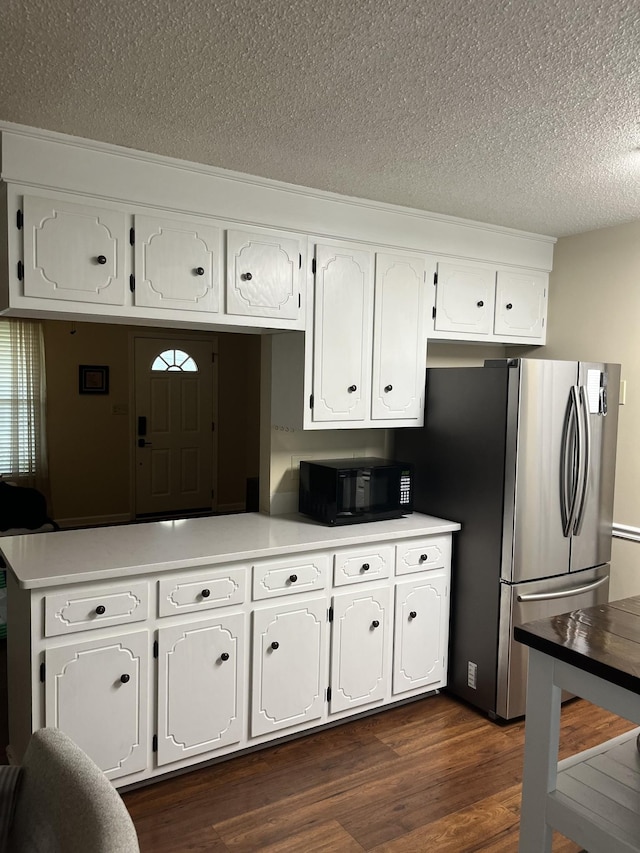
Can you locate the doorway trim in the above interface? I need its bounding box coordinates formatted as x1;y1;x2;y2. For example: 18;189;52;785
128;328;219;521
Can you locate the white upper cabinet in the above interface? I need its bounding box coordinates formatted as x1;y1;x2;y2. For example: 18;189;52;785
271;242;431;430
133;214;221;313
371;252;431;422
431;259;548;344
493;270;547;339
22;194;127;305
226;228;304;322
311;242;372;423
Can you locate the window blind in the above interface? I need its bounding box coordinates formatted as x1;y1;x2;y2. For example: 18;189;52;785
0;319;48;482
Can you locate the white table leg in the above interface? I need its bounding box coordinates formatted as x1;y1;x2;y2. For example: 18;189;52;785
518;649;561;853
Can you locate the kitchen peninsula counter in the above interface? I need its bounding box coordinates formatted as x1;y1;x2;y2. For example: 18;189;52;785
3;510;460;787
0;511;460;589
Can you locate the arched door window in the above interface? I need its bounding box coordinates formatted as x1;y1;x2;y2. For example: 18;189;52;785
151;349;198;372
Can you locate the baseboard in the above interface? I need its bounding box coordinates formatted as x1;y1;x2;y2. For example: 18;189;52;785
215;502;246;514
56;513;132;530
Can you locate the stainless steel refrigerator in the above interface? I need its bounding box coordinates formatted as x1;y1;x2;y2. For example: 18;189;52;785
393;358;620;720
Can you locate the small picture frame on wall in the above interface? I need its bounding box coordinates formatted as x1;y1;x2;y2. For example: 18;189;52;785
79;364;109;395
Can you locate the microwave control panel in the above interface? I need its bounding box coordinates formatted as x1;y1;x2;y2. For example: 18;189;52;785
400;474;412;505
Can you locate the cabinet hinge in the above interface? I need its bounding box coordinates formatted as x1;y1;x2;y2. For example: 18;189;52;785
212;352;216;363
16;210;23;230
39;662;45;683
17;261;24;281
309;394;314;409
298;293;301;308
211;421;215;431
326;687;332;702
211;488;215;499
153;640;158;659
328;606;333;622
129;228;135;245
433;272;438;284
129;274;135;292
152;734;158;752
299;253;302;269
311;258;316;274
432;306;436;319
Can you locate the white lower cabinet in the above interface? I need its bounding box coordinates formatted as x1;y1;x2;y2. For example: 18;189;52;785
14;528;452;788
330;586;391;713
156;613;245;766
251;595;328;736
44;630;149;781
393;573;448;695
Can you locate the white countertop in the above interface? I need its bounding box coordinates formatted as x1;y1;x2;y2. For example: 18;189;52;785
0;511;460;589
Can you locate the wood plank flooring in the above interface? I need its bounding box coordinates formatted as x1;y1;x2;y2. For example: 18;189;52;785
123;693;635;852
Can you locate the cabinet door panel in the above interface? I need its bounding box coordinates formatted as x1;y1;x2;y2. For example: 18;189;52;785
393;573;448;695
251;597;326;736
330;587;391;713
226;229;301;320
372;253;430;421
45;631;149;780
157;614;245;765
23;195;126;305
494;271;547;338
134;214;220;312
312;243;372;422
434;262;495;335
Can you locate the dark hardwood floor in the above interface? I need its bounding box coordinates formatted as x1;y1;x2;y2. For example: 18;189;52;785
123;693;634;852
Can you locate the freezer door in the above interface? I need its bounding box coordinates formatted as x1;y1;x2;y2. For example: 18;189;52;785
511;359;578;583
570;363;620;572
496;565;610;720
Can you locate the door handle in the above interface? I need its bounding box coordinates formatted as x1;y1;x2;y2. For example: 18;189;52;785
573;385;591;535
517;575;608;602
137;439;152;448
560;387;580;538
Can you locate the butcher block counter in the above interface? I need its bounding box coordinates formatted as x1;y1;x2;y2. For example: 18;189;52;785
516;596;640;853
1;511;459;788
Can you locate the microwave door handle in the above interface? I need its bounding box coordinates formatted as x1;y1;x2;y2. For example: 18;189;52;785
560;387;580;537
573;385;592;535
517;575;608;603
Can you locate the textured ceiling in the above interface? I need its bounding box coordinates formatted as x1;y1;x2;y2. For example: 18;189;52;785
1;0;639;237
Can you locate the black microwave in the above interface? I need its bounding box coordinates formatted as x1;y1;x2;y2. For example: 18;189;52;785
298;457;413;525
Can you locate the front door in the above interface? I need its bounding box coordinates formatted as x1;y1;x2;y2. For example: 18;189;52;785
134;337;216;517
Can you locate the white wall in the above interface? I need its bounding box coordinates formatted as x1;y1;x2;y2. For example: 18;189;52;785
539;220;640;599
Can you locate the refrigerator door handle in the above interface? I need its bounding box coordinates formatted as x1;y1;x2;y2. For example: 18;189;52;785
573;385;592;535
517;574;608;603
560;386;580;537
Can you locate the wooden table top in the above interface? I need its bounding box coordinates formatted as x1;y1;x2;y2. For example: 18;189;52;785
514;595;640;695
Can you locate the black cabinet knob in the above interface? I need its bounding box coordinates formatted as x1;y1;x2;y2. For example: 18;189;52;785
371;620;380;629
420;554;428;562
201;589;211;598
195;267;205;276
384;385;393;393
348;385;357;393
271;641;280;650
220;652;230;662
506;303;513;310
362;563;370;572
289;574;298;583
95;605;106;616
476;300;484;307
120;674;130;684
240;272;253;281
409;611;417;619
96;255;107;265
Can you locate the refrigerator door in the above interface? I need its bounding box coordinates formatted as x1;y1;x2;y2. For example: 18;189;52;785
510;359;578;583
570;362;620;572
496;564;610;720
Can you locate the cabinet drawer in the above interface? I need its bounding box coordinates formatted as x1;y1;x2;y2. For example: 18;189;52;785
333;544;393;587
252;554;329;600
158;566;246;616
395;536;452;576
44;581;149;637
